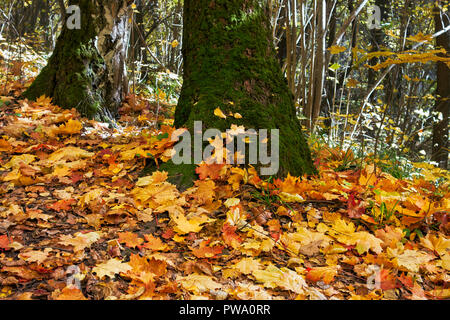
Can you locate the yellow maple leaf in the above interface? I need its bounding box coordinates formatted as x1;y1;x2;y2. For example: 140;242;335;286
233;257;262;275
136;171;168;187
4;154;36;169
19;248;52;264
407;32;433;43
420;233;449;257
252;264;307;295
47;146;94;162
214;107;227;119
387;247;434;272
328;45;347;54
92;258;132;279
78;189;105;208
330;219;383;254
59;232;102;252
177;274;222;294
171;212;213;234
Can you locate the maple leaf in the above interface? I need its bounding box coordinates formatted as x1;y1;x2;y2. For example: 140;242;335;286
233;257;262;275
437;253;450;271
0;138;12;152
19;248;52;264
78;189;104;208
142;234;169;251
328;45;346;54
420;233;449;257
281;226;330;255
1;266;43;281
330;219;383;254
47;199;76;212
52;165;72;177
170;212;213;234
47;146;94;162
252;264;307;295
195;163;225;180
306;265;340;284
214;107;227;119
222;223;243;248
177;273;222;294
375;226;404;248
92;258;132;279
132;181;180;209
59;231;102;252
387;247;434;273
51;287;88;300
191;180;216;205
407;32;433;43
191;240;224;258
136;171;168;187
347;193;365;218
4;154;36;169
118;232;144;248
128;254;167;277
47;119;83;137
428;288;450;299
0;234;10;250
379;268;400;290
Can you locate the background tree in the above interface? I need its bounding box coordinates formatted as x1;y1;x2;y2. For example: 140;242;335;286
432;4;449;169
22;0;132;120
174;0;316;178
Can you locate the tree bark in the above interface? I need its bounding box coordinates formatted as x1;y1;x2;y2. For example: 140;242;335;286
367;0;387;101
432;7;449;169
23;0;132;120
174;0;316;178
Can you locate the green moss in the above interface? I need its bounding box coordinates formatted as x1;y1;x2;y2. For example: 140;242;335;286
22;0;110;119
141;161;197;191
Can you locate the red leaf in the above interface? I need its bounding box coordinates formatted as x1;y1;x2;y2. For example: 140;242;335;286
0;235;10;250
221;223;242;248
347;193;365;218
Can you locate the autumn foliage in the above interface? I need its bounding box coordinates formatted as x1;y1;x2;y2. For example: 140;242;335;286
0;90;448;300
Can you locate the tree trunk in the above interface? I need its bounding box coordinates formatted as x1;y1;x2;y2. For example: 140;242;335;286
174;0;316;178
23;0;131;120
432;7;449;169
367;0;387;102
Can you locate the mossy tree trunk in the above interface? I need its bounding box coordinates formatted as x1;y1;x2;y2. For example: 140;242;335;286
174;0;316;177
23;0;132;120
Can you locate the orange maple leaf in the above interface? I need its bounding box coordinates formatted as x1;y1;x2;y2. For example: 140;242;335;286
191;240;224;258
118;232;144;248
306;266;340;284
47;199;76;212
142;234;168;251
195;163;225;180
222;223;242;248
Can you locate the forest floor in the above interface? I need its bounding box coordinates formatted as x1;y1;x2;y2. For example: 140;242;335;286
0;80;449;300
